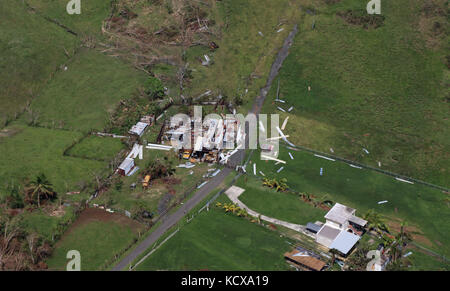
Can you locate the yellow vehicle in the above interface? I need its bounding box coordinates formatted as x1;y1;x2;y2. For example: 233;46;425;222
182;150;192;159
142;175;151;188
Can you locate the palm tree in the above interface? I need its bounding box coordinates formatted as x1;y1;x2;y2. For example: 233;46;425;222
364;209;390;235
25;174;56;208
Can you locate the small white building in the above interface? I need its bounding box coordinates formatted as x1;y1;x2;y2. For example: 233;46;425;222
129;122;148;137
315;203;367;256
117;158;135;176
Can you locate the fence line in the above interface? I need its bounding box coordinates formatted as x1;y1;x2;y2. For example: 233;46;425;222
283;142;449;193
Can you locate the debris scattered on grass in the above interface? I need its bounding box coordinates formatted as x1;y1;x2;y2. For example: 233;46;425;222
378;200;388;205
202;54;211;66
288;152;294;160
403;251;413;258
277;166;284;173
314;154;336;162
395;177;414;184
253;163;256;175
261;155;286;164
363;148;370;154
288;106;294;112
197;181;207;189
277;106;286;112
330;148;334;153
320;168;323;176
258;31;264;37
277;28;284;33
349;164;362;169
259;171;266;176
281;116;289;130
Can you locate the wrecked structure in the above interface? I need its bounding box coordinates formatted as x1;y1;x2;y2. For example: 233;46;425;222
162;114;245;164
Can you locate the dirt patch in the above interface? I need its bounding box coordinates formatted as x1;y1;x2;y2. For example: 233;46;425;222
64;207;144;237
0;127;21;139
337;9;385;29
47;205;66;218
387;219;433;247
417;0;448;49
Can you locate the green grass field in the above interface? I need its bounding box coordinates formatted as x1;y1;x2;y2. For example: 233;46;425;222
136;196;292;271
236;176;326;225
0;123;108;195
0;1;77;125
250;147;450;257
184;0;303;110
66;135;125;161
26;0;112;37
20;207;77;241
406;248;449;271
46;219;139;270
261;0;449;186
28;49;148;133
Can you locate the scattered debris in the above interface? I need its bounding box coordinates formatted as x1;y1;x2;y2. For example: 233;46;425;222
349;164;362;169
266;135;289;141
288;106;294;112
197;181;208;189
127;166;139;176
275;99;286;103
259;171;266;176
330;148;334;153
281;116;289;130
377;200;388;205
314;154;336;162
253;163;257;175
277;28;284;33
258;31;264;37
210;169;221;177
177;162;196;169
146;143;173;151
320;168;323;176
261;155;286;164
288;152;294;160
363;148;370;154
403;251;413;258
395;177;414;184
202;54;211;66
277;166;284;173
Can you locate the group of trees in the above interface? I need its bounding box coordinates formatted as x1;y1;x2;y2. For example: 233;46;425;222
262;177;288;192
215;202;248;218
144;157;176;180
3;174;56;210
0;212;52;270
345;210;413;270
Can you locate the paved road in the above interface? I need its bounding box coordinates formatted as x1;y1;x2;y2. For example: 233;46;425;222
112;167;233;270
112;24;299;271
